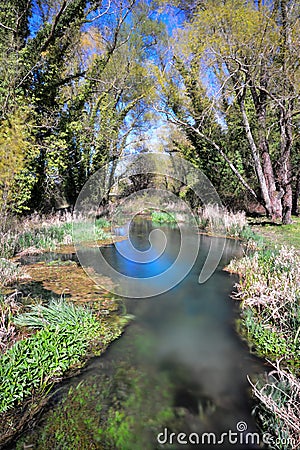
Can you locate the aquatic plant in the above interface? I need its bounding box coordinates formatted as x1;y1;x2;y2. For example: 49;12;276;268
0;299;126;414
151;211;176;224
15;365;177;450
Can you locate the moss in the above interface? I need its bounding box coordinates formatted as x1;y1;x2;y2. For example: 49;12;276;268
15;364;178;450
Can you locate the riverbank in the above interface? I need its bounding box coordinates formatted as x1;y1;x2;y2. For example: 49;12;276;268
0;215;130;448
226;217;300;449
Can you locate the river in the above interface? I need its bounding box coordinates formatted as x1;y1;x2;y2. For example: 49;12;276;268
12;218;266;449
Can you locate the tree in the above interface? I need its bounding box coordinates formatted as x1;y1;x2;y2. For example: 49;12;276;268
155;0;300;223
0;0;163;212
0;109;37;218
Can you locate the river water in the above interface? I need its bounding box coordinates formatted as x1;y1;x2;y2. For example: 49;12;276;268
13;219;266;449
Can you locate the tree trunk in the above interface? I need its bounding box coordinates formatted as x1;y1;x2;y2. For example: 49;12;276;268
292;171;300;215
239;98;278;219
277;0;293;225
277;106;293;225
249;72;283;220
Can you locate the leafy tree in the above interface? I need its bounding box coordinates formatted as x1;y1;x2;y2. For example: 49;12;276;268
0;109;37;218
155;0;300;223
0;0;163;212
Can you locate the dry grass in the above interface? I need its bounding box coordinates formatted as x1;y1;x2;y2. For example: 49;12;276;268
0;259;30;287
228;246;300;361
228;244;300;448
199;204;248;237
0;292;23;353
249;361;300;449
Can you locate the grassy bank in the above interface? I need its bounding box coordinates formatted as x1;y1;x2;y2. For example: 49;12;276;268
250;217;300;250
0;298;129;447
227;219;300;449
0;214;128;447
0;214;112;260
0;300;127;414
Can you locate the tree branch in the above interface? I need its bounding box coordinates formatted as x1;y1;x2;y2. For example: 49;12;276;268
156;107;258;201
40;0;68;52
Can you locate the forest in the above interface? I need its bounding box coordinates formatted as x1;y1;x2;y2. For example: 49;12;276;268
1;0;300;224
1;1;300;449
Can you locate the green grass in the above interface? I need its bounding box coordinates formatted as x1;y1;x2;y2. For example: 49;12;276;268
251;216;300;251
0;299;126;414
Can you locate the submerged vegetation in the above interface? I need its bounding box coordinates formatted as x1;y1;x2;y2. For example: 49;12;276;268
151;210;176;224
15;364;177;450
0;214;128;447
0;296;129;447
2;0;300;445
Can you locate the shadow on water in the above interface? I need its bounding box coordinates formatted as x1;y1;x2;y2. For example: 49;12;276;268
12;219;267;450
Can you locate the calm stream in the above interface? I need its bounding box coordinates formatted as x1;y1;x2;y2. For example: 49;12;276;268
13;219;266;449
